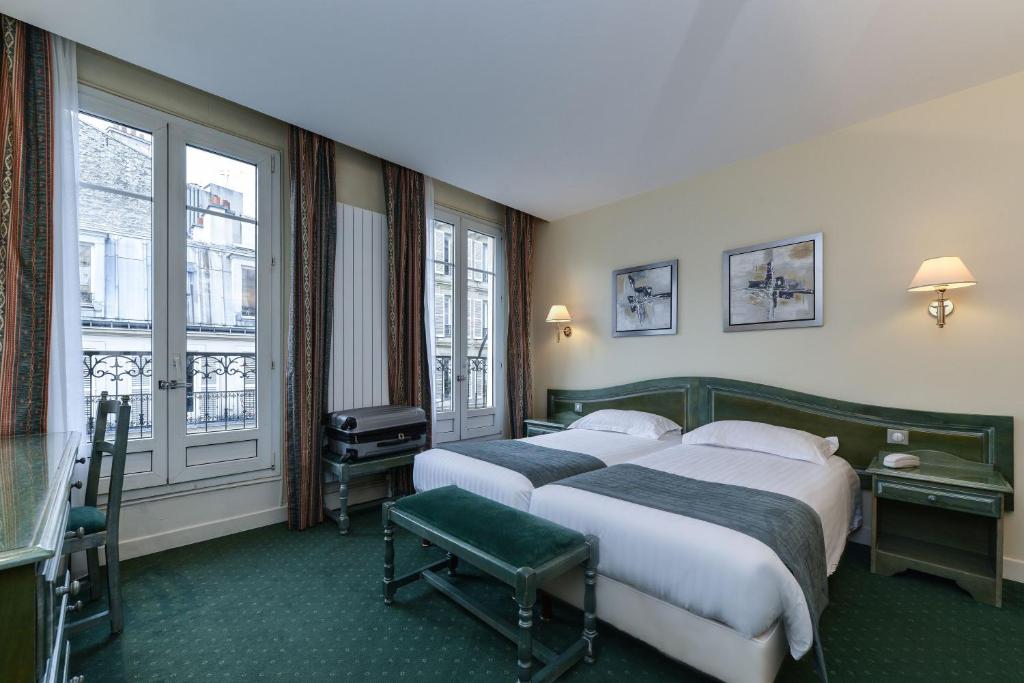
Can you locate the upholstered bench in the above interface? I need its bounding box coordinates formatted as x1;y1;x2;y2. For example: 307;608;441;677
383;485;598;683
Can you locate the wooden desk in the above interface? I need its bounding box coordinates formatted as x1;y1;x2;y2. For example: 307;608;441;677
868;450;1013;606
0;432;83;682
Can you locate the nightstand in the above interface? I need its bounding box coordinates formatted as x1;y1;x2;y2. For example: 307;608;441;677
523;418;566;437
868;450;1013;606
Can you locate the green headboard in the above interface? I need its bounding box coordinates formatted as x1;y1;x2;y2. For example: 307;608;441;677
547;376;1013;507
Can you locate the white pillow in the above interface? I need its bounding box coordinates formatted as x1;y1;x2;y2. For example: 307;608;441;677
680;420;839;465
568;409;682;441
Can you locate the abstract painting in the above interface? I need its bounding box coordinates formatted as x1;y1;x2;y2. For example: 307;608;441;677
612;259;677;337
722;232;823;332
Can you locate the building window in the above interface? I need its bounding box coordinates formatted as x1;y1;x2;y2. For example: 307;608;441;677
79;242;94;306
241;266;256;318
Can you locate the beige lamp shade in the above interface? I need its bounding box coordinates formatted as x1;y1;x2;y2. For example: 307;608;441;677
546;305;572;323
907;256;976;292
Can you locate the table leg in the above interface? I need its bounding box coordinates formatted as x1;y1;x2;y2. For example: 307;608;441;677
338;465;351;535
446;551;459;577
383;505;395;605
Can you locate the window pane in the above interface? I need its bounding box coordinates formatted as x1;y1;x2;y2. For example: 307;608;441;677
185;145;258;433
432;219;455;413
78;112;154;440
466;229;494;410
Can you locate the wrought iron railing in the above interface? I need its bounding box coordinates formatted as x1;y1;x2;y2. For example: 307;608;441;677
433;355;489;412
82;350;257;437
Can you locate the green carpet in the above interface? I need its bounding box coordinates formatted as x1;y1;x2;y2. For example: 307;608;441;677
73;507;1024;682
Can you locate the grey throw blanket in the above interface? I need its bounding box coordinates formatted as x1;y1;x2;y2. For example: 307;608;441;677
557;463;829;668
442;439;605;487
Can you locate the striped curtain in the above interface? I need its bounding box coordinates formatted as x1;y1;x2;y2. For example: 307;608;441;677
285;127;337;530
505;208;535;438
383;161;430;491
0;16;53;437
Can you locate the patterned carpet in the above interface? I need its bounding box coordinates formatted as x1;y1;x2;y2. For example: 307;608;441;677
73;506;1024;682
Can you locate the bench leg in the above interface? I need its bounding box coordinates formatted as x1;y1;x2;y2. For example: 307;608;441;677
383;515;395;605
446;552;458;577
583;565;598;664
517;597;535;682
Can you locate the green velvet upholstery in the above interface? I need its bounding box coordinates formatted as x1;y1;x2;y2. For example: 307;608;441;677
394;486;586;569
67;506;106;535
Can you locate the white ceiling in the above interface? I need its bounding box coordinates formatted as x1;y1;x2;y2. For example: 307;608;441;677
6;1;1024;220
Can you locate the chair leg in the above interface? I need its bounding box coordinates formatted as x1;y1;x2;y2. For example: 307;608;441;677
86;548;102;601
105;542;124;634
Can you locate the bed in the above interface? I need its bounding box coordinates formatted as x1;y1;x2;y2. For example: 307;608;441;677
413;427;681;510
528;376;1014;683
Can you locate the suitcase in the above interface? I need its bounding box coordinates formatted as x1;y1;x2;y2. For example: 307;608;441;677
324;405;427;462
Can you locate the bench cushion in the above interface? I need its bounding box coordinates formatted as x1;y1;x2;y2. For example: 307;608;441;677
395;485;586;569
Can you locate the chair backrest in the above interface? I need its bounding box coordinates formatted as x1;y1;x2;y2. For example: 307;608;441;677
83;392;132;537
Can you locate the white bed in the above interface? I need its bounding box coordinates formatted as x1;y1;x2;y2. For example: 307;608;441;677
531;444;861;683
413;428;681;510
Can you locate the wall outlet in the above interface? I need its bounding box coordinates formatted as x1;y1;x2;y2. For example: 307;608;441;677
886;428;910;446
574;402;583;413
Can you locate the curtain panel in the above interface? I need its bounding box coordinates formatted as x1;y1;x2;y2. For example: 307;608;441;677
0;15;53;436
504;208;535;438
383;161;430;493
285;127;337;530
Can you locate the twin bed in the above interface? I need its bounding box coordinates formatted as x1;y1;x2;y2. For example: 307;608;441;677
410;377;1013;683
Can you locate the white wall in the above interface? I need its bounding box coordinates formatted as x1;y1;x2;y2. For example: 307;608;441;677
532;70;1024;580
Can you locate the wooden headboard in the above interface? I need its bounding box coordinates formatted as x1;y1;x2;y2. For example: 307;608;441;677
547;377;1013;507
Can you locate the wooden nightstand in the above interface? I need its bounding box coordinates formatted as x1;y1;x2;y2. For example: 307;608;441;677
868;450;1013;606
523;418;566;437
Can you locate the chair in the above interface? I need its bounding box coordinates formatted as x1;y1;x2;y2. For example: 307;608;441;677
64;391;132;635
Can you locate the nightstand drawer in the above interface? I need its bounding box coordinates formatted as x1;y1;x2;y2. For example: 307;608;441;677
875;479;1002;518
523;420;565;437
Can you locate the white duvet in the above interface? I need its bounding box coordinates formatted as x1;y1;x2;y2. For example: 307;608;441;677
413;429;681;510
529;444;861;658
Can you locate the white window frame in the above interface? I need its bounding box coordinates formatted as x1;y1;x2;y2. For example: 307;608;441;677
78;86;283;500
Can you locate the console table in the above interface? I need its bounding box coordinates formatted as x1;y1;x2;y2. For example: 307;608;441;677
0;432;84;682
868;449;1013;606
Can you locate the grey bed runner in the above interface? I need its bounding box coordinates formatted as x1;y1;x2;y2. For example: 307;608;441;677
557;463;830;671
442;439;605;487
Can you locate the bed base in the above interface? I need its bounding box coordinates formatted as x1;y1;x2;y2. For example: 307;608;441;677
543;568;788;683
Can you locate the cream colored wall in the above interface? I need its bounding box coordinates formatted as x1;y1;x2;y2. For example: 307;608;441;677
532;70;1024;576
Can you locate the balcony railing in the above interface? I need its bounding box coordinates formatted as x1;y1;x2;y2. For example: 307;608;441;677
434;355;489;412
83;350;256;437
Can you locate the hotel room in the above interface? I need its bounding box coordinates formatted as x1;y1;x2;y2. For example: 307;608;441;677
1;2;1022;682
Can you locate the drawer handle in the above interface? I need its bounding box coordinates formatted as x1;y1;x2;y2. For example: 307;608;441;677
67;599;83;614
927;494;937;502
56;580;81;598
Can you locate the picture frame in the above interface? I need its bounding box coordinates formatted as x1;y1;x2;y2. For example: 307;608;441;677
612;259;678;337
722;232;823;332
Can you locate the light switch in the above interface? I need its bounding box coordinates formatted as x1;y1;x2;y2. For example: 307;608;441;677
886;428;909;445
574;402;583;413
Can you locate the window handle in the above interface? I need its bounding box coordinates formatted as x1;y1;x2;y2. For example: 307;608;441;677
456;375;465;382
158;380;193;390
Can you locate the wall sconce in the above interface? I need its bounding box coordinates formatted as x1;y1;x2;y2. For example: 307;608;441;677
546;305;573;343
907;256;976;328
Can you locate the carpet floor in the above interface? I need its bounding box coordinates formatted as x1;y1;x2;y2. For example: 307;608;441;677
73;506;1024;682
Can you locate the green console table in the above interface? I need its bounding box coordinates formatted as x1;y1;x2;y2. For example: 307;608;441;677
523;419;566;437
868;450;1013;607
321;450;418;535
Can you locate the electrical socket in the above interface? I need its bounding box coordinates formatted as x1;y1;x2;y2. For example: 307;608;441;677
886;428;910;446
574;402;583;413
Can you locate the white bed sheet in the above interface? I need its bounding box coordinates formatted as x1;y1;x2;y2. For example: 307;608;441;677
529;444;861;658
412;429;681;510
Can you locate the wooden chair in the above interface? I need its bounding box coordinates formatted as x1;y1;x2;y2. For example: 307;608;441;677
64;392;132;635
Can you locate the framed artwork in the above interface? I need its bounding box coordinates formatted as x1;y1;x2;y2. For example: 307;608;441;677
722;232;823;332
612;259;678;337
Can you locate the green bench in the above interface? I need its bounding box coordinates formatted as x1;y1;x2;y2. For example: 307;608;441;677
383;485;598;683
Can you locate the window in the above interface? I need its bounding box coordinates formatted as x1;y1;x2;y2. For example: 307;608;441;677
77;87;280;493
79;242;94;306
430;208;504;442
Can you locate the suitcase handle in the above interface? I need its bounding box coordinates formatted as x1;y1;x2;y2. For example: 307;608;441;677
377;434;412;448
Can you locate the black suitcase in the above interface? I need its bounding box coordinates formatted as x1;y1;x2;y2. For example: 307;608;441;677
324;405;427;462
